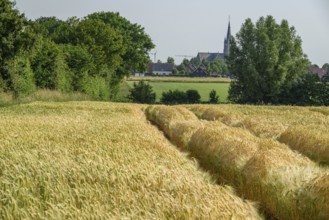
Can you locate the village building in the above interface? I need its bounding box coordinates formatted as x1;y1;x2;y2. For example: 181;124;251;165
147;63;174;76
309;65;328;80
197;20;231;62
187;64;209;77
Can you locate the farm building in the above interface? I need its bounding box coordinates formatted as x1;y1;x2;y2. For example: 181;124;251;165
147;63;174;76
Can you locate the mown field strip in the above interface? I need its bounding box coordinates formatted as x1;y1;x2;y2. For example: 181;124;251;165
127;76;231;83
126;81;230;102
145;105;329;220
0;102;262;219
187;105;329;165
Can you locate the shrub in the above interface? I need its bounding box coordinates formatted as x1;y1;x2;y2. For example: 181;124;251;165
127;80;156;104
186;89;201;104
6;55;36;97
161;89;187;105
209;89;219;103
82;75;110;100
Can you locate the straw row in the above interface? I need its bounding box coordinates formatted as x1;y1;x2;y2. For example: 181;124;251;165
188;105;329;165
279;126;329;165
145;105;329;220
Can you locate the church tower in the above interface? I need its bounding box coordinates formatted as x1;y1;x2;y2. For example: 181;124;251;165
223;18;231;57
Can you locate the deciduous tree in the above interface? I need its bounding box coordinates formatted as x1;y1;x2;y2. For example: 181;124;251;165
227;16;309;104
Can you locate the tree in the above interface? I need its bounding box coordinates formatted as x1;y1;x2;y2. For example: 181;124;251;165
0;0;29;89
227;16;309;104
322;63;329;70
128;81;156;104
6;54;36;97
61;44;94;92
161;90;187;105
31;39;72;91
87;12;155;75
167;57;175;64
209;89;219;103
186;89;201;103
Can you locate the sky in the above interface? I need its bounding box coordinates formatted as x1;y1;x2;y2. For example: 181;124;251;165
15;0;329;66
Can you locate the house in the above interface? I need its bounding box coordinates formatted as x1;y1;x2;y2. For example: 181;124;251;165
309;65;327;79
197;19;231;62
147;63;174;76
187;64;209;77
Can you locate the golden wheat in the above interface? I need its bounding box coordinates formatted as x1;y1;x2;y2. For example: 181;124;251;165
188;104;329;164
298;172;329;219
0;102;262;219
146;105;329;220
279;126;329;164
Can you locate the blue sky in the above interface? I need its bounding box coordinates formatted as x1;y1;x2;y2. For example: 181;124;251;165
15;0;329;66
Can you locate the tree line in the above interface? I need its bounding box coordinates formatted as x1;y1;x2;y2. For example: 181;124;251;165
0;0;154;99
2;1;328;106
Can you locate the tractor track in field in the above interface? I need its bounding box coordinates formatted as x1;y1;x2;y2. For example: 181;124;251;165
144;105;329;220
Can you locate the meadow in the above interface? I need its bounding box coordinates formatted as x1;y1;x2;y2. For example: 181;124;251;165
126;81;230;102
1;100;329;219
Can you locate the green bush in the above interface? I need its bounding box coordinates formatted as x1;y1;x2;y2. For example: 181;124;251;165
186;89;201;104
82;75;110;100
209;89;219;104
6;55;36;97
32;39;72;91
161;90;187;105
128;81;156;104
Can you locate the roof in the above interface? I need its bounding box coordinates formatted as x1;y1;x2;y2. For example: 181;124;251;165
309;65;327;78
148;63;174;72
197;52;225;62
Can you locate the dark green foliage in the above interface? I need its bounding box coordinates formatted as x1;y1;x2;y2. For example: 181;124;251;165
227;16;309;104
161;90;187;105
6;55;36;97
209;89;219;104
280;73;329;106
128;81;156;104
0;0;29;88
30;39;72;92
87;12;155;75
167;57;175;64
0;1;154;100
61;44;94;91
74;18;124;75
186;89;201;103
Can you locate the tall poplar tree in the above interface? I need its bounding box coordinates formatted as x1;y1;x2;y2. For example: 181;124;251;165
227;16;309;104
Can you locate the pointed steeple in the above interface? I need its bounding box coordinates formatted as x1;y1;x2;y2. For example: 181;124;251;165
223;17;231;57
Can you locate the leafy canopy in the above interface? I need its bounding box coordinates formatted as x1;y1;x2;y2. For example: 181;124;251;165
227;16;309;104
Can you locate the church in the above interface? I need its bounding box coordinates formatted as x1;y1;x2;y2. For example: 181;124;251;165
196;20;231;62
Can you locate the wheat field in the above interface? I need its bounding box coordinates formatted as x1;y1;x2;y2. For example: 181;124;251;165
2;101;329;219
187;105;329;165
146;105;329;220
0;102;262;219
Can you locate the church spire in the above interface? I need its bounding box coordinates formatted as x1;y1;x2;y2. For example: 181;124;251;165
223;17;231;57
